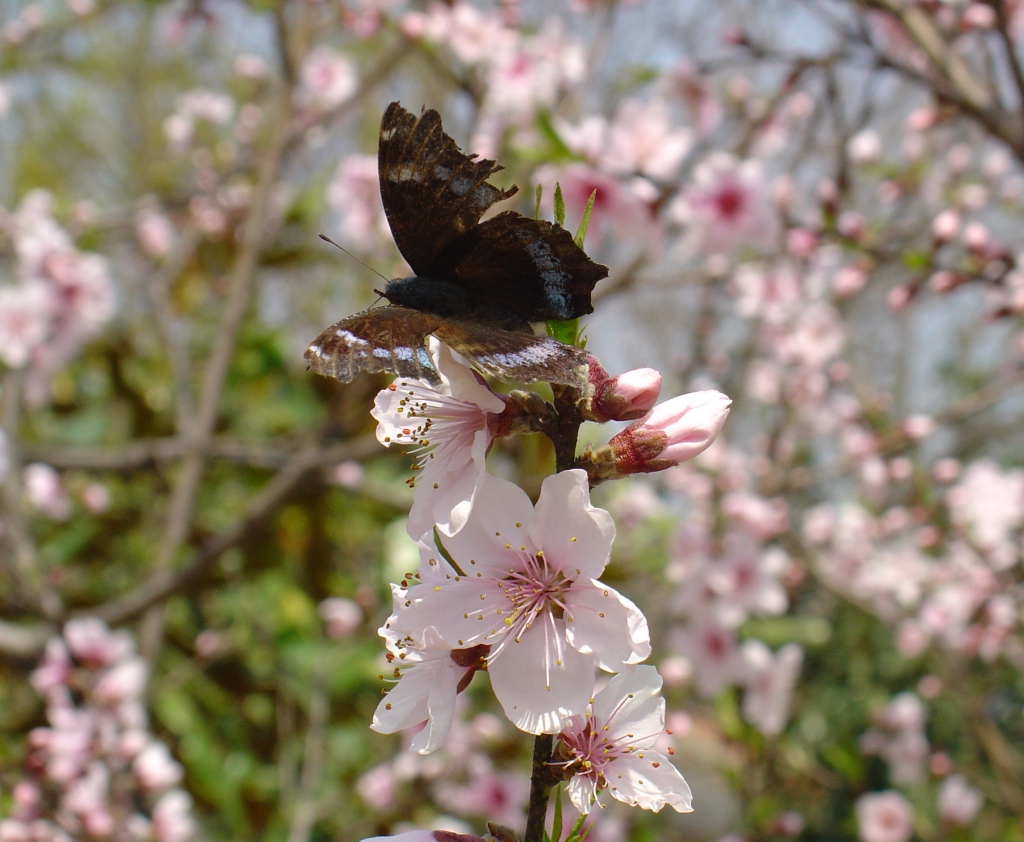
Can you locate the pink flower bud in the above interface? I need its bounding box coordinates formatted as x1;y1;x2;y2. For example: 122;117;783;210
609;390;731;474
588;358;663;422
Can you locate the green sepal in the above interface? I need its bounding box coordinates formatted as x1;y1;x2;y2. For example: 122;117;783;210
573;189;597;248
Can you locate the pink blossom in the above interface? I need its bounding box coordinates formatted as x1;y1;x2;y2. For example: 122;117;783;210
136;207;175;258
63;618;134;667
24;463;71;520
668;60;721;136
133;742;184;791
360;833;482;842
151;790;195;842
298;46;357;110
484;18;583;115
394;470;650;734
0;283;50;367
847;129;882;164
373;622;482;754
608;390;731;474
938;773;983;826
319;596;363;639
738;641;802;736
93;656;147;704
672;613;740;697
326;154;392;254
533;162;658;248
946;460;1024;562
855;791;914;842
671;153;781;257
705;534;789;626
602;98;692;180
356;762;400;811
556;666;692;814
433;765;529;828
403;2;514;65
372;340;504;538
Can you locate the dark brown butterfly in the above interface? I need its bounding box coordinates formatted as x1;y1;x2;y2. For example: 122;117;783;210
305;101;607;386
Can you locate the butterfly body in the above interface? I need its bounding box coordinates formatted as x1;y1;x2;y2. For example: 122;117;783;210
306;102;607;386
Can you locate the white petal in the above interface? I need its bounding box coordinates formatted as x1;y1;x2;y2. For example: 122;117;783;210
565;577;651;668
530;469;615;578
488;621;596;734
607;749;693;813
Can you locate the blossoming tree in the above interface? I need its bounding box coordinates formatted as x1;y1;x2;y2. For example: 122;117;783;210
2;1;1024;840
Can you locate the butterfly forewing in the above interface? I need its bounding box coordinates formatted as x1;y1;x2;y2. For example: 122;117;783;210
305;307;444;384
378;103;517;277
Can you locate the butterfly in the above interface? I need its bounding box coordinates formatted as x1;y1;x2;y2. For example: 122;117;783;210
305;101;607;387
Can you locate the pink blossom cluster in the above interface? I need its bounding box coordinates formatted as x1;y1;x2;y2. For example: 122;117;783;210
357;709;530;831
660;446;803;737
803;457;1024;664
0;191;115;401
364;341;730;816
0;619;194;842
400;4;584;132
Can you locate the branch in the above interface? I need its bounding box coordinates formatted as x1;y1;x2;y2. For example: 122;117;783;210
21;433;381;472
0;368;63;620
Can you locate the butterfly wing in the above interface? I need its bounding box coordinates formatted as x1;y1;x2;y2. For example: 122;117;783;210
305;307;444;384
433;320;590;387
379;102;518;276
305;307;589;387
437;211;608;322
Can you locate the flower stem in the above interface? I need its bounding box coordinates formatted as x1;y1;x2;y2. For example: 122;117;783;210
523;734;555;842
523;382;582;842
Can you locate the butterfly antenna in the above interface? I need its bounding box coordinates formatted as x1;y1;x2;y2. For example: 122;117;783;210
318;234;390;283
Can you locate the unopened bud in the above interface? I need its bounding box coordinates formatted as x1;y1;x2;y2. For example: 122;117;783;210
607;390;731;475
586;358;663;422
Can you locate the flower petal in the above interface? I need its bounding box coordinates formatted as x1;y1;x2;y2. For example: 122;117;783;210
607;748;693;813
488;621;595;734
530;469;614;578
564;577;651;668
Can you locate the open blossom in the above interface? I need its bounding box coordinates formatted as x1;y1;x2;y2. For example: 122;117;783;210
360;833;483;842
937;773;983;826
0;282;50;367
392;470;650;735
671;152;780;257
372;339;504;538
298;46;357;110
855;790;914;842
607;390;731;475
554;666;692;815
326;154;392;254
375;555;490;754
738;640;803;736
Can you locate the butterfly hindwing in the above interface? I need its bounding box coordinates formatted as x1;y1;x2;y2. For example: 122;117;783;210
437;211;607;322
305;307;444;384
378;102;518;277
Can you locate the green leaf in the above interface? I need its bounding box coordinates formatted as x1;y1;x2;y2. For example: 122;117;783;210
546;317;580;347
535;184;543;220
574;189;597;248
553;182;566;228
550;786;563;842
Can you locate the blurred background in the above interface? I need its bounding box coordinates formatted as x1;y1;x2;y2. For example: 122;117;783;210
1;0;1023;839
